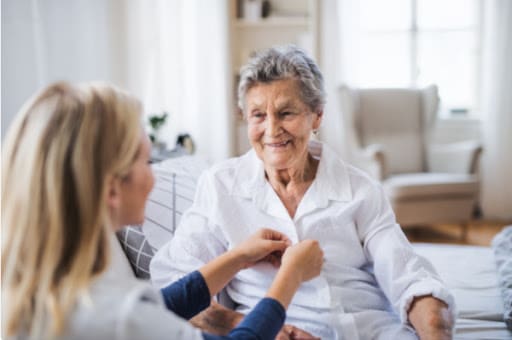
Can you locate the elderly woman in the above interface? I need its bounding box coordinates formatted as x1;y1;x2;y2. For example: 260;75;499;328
151;45;455;340
1;81;324;339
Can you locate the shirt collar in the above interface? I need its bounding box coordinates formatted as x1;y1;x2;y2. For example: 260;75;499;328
230;149;266;199
312;141;352;203
230;141;353;206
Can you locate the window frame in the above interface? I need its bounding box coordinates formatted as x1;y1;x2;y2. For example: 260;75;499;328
358;0;483;118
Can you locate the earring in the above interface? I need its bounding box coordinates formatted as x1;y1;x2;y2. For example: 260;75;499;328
313;129;318;135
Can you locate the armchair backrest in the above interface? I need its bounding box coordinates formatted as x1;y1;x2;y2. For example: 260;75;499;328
339;85;439;176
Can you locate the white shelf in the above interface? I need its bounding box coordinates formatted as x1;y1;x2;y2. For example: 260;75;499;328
235;16;310;28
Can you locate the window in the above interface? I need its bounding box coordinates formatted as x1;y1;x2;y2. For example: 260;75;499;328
349;0;482;117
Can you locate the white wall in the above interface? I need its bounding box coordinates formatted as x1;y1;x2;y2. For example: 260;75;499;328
1;0;124;139
431;118;482;144
2;0;233;162
2;0;40;138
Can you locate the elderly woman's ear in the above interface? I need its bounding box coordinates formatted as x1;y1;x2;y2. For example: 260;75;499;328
312;110;323;130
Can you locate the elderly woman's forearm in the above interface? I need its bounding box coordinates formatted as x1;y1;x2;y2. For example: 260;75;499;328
408;296;453;340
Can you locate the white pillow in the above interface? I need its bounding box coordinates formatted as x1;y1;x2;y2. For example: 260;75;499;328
143;155;210;249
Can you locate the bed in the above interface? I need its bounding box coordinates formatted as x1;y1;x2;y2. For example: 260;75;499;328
413;243;510;339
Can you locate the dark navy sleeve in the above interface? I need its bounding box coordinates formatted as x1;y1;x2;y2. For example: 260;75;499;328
160;270;211;320
201;298;286;340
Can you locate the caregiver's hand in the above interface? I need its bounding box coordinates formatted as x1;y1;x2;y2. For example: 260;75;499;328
266;240;324;310
281;240;324;283
233;228;291;268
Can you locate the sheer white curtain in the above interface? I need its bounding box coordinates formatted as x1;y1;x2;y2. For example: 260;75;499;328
2;0;119;138
122;0;232;161
481;0;512;220
319;0;380;177
318;0;358;160
3;0;232;161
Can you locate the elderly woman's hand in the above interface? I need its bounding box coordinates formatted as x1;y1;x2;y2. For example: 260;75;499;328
275;324;321;340
408;295;454;340
233;228;291;268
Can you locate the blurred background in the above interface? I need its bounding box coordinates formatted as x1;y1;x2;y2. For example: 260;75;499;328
2;0;511;224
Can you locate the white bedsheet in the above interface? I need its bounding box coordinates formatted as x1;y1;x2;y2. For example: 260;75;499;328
413;243;511;339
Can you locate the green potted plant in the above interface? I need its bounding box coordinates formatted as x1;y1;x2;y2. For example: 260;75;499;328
148;111;168;150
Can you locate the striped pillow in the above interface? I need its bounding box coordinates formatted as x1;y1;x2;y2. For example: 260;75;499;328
116;156;210;279
116;226;153;279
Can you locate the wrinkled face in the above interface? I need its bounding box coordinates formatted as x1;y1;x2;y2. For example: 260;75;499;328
245;79;322;170
117;133;155;227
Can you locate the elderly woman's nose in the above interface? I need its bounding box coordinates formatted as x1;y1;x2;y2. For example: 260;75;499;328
265;115;282;136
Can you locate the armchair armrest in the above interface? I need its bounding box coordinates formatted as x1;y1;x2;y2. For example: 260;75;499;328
428;140;483;174
350;143;387;181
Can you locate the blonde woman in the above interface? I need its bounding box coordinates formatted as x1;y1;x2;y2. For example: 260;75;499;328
1;82;324;339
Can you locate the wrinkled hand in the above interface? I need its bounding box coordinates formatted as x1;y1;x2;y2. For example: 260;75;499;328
275;324;320;340
189;302;244;335
234;228;291;268
408;295;453;340
281;240;324;283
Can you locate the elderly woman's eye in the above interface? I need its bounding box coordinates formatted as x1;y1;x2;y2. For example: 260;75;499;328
250;112;265;120
280;111;295;119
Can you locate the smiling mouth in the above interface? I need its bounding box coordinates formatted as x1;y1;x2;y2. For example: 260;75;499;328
265;140;291;148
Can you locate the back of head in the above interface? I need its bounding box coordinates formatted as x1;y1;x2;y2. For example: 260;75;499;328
1;81;142;338
237;44;326;113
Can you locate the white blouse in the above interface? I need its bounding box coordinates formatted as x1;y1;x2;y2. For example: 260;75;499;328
151;142;455;340
41;269;203;340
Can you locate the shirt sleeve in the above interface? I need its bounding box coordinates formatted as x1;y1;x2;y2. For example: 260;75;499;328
150;171;229;288
160;270;211;320
356;180;456;324
201;298;286;340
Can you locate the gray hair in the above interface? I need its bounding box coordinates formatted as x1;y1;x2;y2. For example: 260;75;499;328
237;45;326;113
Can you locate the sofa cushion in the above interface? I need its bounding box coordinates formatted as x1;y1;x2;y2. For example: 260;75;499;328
413;243;504;322
116;156;209;279
383;173;479;201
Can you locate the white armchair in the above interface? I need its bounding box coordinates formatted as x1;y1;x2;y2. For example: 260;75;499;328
339;84;483;236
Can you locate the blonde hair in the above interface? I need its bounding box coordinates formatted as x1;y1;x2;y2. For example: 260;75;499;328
1;82;142;338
